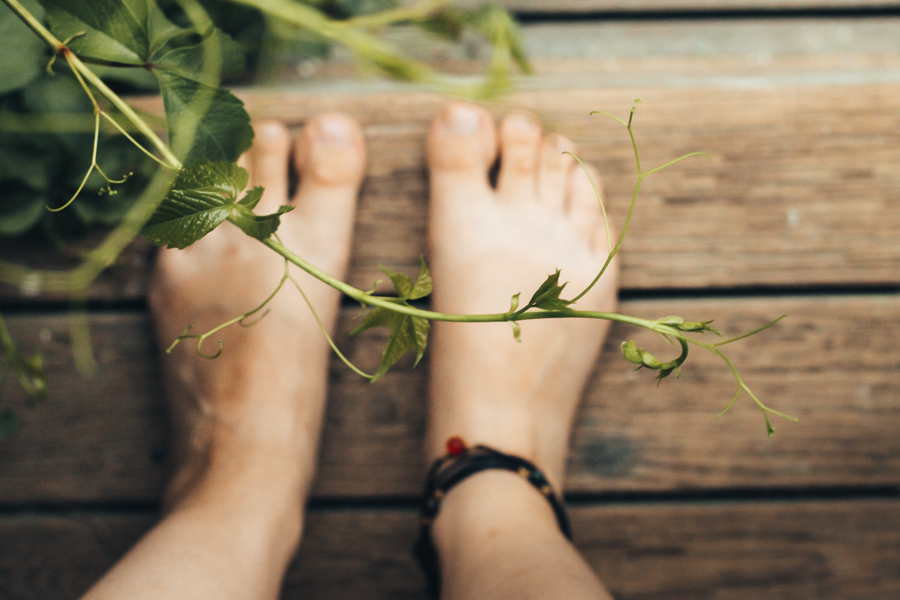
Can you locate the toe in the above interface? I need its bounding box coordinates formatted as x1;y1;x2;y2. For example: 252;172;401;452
566;162;603;242
496;112;541;204
293;113;366;192
426;102;496;200
246;121;292;214
536;133;575;210
290;113;365;273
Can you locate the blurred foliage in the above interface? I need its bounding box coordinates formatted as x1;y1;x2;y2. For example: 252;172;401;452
0;0;528;243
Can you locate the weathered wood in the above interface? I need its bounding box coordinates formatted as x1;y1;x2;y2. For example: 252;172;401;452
491;0;900;11
2;294;897;502
3;18;899;302
2;499;899;600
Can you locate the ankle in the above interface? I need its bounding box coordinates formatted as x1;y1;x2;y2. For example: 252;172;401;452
432;470;564;553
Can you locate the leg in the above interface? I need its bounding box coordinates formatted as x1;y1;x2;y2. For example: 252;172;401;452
425;103;619;600
80;115;366;600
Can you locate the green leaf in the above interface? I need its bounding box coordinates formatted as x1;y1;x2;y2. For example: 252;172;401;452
379;265;414;300
0;410;18;442
673;320;723;336
411;316;430;367
349;306;400;337
508;293;520;314
0;0;46;94
155;69;254;165
371;314;415;382
527;270;573;311
408;257;432;300
141;160;247;249
237;186;264;209
152;27;247;85
40;0;151;63
232;203;293;240
0;188;47;236
511;321;521;343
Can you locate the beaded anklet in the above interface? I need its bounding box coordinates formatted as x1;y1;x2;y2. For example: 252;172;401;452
413;437;572;598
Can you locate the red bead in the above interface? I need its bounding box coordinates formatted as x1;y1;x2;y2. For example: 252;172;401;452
446;436;466;457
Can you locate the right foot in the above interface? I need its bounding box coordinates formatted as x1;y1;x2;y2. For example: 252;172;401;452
425;102;619;491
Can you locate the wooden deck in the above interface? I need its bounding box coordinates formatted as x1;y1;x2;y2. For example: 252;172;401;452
2;2;899;599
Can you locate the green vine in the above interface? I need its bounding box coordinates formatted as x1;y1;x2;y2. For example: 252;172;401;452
0;0;796;437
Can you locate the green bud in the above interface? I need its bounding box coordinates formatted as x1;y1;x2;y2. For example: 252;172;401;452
641;351;662;369
621;340;643;365
656;316;684;325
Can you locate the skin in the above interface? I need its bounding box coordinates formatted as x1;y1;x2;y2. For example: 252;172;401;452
79;102;618;600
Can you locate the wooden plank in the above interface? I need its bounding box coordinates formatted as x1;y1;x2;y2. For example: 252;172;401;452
1;294;897;502
4;82;898;301
1;499;898;599
490;0;900;12
3;18;899;302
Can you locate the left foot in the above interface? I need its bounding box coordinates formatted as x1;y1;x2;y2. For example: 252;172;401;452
149;115;366;510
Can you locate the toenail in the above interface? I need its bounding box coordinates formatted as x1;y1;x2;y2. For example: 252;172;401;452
442;105;481;134
317;117;352;145
257;122;284;139
507;114;539;133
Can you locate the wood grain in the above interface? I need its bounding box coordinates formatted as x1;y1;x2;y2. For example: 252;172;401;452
2;294;897;502
489;0;900;12
2;500;898;600
3;18;899;302
4;82;898;302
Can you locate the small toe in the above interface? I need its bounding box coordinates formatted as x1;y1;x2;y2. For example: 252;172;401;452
496;112;542;204
536;133;575;210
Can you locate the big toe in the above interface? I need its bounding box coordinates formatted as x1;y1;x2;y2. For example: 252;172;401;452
289;114;365;260
294;113;366;191
244;120;292;213
426;102;497;201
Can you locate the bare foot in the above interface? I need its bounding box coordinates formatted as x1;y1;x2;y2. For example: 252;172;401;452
149;114;365;512
423;104;618;600
425;102;618;490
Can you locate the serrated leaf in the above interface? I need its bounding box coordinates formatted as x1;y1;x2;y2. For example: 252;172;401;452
379;265;414;300
372;314;416;383
0;0;46;94
528;270;573;311
0;410;19;442
528;270;561;305
141;160;246;249
40;0;150;62
155;70;253;165
232;203;293;240
152;27;247;85
349;306;400;336
237;186;264;209
408;257;433;300
411;316;430;367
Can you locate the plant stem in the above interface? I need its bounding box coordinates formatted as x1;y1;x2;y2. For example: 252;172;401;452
0;0;180;169
258;232;657;329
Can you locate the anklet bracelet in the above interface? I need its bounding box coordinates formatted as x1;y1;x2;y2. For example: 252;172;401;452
413;437;572;598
